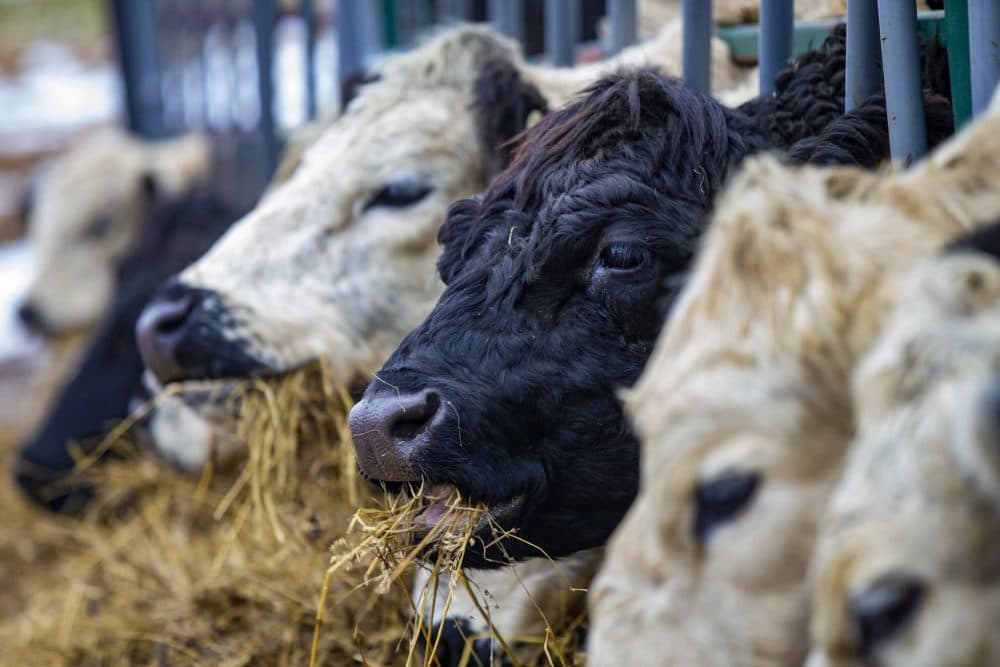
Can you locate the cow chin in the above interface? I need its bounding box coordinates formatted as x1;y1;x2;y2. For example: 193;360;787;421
353;380;636;567
368;468;630;569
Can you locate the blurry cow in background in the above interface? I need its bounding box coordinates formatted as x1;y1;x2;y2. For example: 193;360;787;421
14;185;244;512
808;225;1000;667
588;87;1000;667
19;128;209;337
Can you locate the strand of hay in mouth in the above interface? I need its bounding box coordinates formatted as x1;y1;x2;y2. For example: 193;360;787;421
314;485;588;667
0;358;414;666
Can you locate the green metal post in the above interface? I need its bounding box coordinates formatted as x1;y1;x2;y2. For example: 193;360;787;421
944;0;972;127
381;0;399;48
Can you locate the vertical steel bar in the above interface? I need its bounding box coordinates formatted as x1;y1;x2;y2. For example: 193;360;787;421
253;0;278;175
877;0;928;163
440;0;474;21
682;0;712;93
337;0;367;98
943;0;972;127
546;0;576;66
759;0;794;95
489;0;523;41
608;0;637;54
381;0;400;48
969;0;1000;115
845;0;882;111
109;0;166;138
301;0;317;119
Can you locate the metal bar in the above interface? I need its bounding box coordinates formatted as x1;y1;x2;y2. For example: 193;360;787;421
877;0;928;164
253;0;278;176
489;0;523;41
381;0;400;47
301;0;317;119
944;0;972;127
682;0;712;93
109;0;166;138
845;0;882;111
439;0;474;22
337;0;367;99
546;0;576;66
608;0;637;54
759;0;794;95
969;0;1000;116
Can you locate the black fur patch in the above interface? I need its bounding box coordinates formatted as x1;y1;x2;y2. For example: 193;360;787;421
341;69;381;110
787;91;954;168
944;220;1000;264
472;57;548;178
356;28;955;568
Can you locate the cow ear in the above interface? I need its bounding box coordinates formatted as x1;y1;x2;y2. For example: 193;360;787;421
340;69;381;110
473;58;547;178
437;197;482;285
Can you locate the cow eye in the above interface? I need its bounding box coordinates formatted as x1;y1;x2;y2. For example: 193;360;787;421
852;574;925;658
599;242;648;271
364;181;433;211
81;215;116;240
693;470;760;540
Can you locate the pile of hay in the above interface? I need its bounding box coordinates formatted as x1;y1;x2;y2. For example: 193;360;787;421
0;359;587;666
324;484;589;666
0;360;413;666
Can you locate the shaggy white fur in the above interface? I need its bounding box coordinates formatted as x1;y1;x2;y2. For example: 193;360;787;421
807;248;1000;667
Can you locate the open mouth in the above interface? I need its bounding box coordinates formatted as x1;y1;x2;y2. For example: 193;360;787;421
362;474;527;554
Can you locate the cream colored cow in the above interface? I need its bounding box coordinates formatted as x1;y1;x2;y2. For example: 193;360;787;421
21;129;208;335
807;242;1000;667
588;88;1000;666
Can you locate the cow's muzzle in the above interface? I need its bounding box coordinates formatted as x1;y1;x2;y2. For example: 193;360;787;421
349;387;446;482
136;280;265;384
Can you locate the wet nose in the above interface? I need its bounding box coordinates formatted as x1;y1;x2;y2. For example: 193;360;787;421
17;300;50;336
136;287;197;384
349;388;445;482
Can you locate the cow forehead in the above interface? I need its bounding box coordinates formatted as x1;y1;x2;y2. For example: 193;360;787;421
304;87;477;170
181;91;485;293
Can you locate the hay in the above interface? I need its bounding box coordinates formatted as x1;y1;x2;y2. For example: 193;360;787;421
318;483;588;667
2;358;588;666
1;359;414;666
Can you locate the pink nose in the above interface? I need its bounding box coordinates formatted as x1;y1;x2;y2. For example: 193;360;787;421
136;292;196;384
349;388;445;482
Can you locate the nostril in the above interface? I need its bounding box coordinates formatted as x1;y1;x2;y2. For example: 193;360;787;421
389;391;442;445
17;301;47;335
350;388;446;483
136;291;199;384
146;296;195;337
852;574;925;657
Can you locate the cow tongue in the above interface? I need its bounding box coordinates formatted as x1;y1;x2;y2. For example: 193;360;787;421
418;483;459;526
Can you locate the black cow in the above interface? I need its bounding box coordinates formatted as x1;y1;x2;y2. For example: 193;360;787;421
349;28;954;569
14;186;242;512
